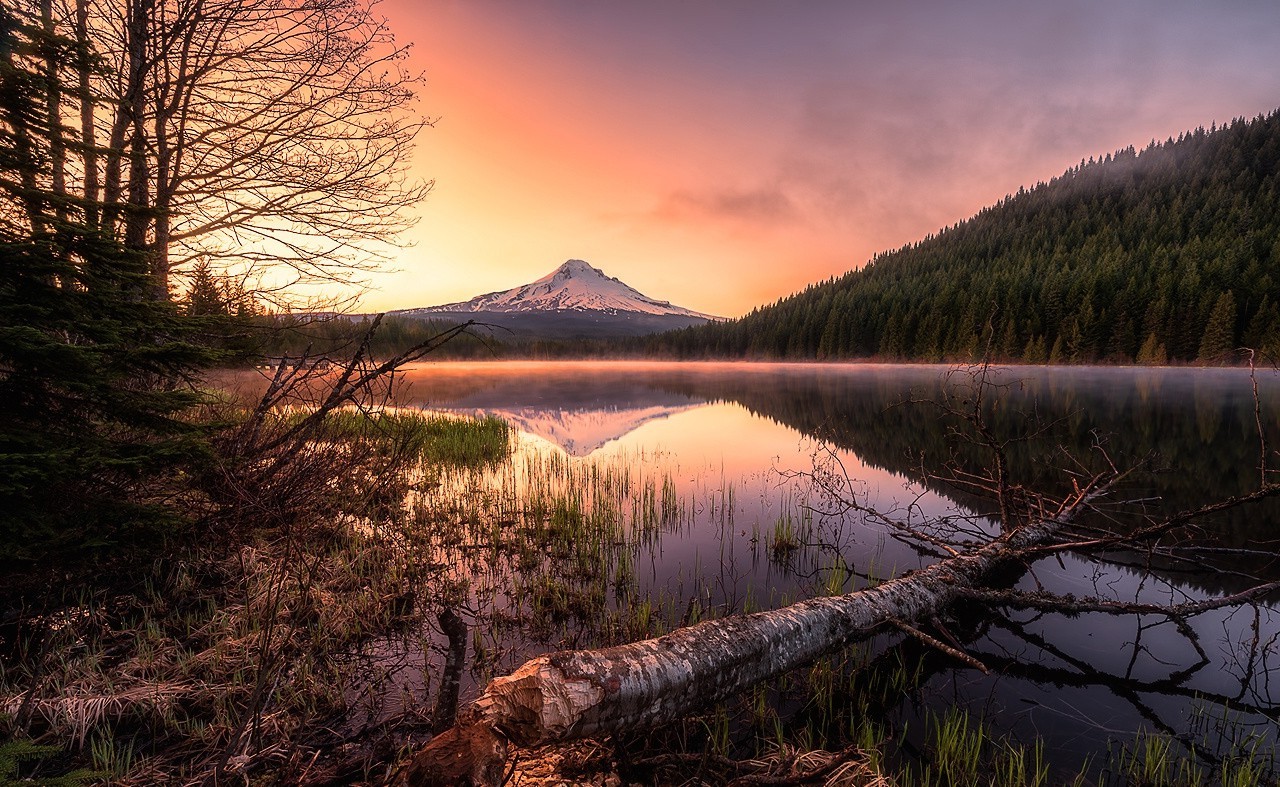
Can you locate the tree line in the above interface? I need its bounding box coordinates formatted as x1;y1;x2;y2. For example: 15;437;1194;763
0;0;425;551
636;110;1280;364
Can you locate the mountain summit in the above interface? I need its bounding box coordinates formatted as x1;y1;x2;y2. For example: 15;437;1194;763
406;260;717;319
395;260;719;339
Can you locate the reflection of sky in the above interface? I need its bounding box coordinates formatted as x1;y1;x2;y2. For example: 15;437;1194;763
399;361;1279;775
593;402;961;607
605;401;930;516
429;385;971;610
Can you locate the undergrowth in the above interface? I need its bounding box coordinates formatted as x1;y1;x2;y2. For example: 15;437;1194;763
0;391;509;784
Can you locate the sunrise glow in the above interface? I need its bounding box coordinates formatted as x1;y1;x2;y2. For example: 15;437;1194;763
364;0;1280;316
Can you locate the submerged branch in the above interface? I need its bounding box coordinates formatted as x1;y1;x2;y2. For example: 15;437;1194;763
400;476;1117;781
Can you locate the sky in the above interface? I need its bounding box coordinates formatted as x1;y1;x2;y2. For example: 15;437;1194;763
359;0;1280;318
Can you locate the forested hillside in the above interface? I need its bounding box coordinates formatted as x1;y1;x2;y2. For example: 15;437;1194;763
648;110;1280;363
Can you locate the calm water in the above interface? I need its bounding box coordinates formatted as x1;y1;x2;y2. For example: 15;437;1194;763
391;361;1280;777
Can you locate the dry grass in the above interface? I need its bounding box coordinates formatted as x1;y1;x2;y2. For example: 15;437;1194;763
0;379;514;783
1;683;195;748
500;740;894;787
0;518;432;783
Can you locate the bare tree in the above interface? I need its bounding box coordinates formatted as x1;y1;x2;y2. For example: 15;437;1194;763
24;0;430;301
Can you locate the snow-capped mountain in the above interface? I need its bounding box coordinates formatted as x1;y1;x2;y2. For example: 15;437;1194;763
482;403;700;457
400;259;718;320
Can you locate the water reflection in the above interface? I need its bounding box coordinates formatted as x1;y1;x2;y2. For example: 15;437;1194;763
387;361;1279;779
400;362;1280;571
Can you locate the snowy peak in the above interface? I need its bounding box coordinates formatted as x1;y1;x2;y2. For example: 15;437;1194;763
547;259;601;279
486;403;700;457
409;259;718;319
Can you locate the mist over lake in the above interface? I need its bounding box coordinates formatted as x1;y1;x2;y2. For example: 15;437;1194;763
372;360;1280;778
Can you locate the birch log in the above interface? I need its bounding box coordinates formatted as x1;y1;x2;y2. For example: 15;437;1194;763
398;483;1109;784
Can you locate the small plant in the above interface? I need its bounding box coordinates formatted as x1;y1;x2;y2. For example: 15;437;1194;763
1102;725;1277;787
822;555;851;596
89;732;135;780
0;739;97;786
769;515;801;559
931;708;984;785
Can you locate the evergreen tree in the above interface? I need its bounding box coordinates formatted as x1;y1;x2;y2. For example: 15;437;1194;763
184;259;230;316
646;110;1280;365
1136;333;1168;365
1197;290;1237;363
1;7;212;552
1021;335;1048;364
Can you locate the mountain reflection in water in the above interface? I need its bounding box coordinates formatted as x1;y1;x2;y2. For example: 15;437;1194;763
398;361;1280;522
388;361;1279;779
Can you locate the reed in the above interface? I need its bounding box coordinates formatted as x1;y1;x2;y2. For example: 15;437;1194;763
10;405;1275;786
294;407;511;466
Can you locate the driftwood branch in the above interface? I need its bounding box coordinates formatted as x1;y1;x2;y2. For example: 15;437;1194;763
398;477;1116;783
888;617;989;674
400;364;1280;785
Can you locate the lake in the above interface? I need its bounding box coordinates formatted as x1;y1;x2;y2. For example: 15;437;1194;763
382;360;1280;779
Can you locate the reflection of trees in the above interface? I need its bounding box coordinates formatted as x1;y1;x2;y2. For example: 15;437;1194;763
407;366;1277;774
963;607;1275;775
803;601;1279;782
394;367;699;414
746;365;1280;780
645;367;1280;585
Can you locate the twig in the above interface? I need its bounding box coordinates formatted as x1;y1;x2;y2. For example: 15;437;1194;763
888;617;989;674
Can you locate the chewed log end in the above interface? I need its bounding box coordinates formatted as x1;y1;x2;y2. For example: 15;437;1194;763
394;720;508;787
472;655;605;745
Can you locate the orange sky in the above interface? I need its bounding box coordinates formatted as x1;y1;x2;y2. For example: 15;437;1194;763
356;1;1280;318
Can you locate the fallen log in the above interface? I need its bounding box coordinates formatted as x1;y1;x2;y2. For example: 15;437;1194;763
397;477;1113;785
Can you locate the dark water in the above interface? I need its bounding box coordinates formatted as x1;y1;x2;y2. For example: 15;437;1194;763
394;361;1280;778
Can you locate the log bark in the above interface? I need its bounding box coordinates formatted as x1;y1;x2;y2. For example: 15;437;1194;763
478;490;1098;746
400;481;1111;784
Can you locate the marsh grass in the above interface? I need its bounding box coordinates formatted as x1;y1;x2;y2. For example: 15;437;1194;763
1101;717;1277;787
290;407;511;466
0;402;515;784
8;402;1276;785
404;439;696;672
898;708;1050;787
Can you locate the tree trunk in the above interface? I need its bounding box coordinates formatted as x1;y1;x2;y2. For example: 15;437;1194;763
123;0;151;256
399;482;1110;783
40;0;66;221
74;0;100;230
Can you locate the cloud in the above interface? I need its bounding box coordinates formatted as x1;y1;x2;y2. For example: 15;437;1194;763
654;185;801;226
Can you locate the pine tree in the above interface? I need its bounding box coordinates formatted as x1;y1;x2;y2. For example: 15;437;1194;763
1197;290;1237;363
1021;335;1048;364
0;7;213;551
184;259;230;316
1136;333;1167;365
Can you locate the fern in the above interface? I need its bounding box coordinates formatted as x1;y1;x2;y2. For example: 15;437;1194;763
0;739;97;787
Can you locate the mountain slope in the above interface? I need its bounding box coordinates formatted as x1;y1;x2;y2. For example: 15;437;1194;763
646;109;1280;363
402;259;716;319
394;259;718;340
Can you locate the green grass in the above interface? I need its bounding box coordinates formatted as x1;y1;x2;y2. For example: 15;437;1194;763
13;398;1279;786
1105;725;1275;787
310;408;511;466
